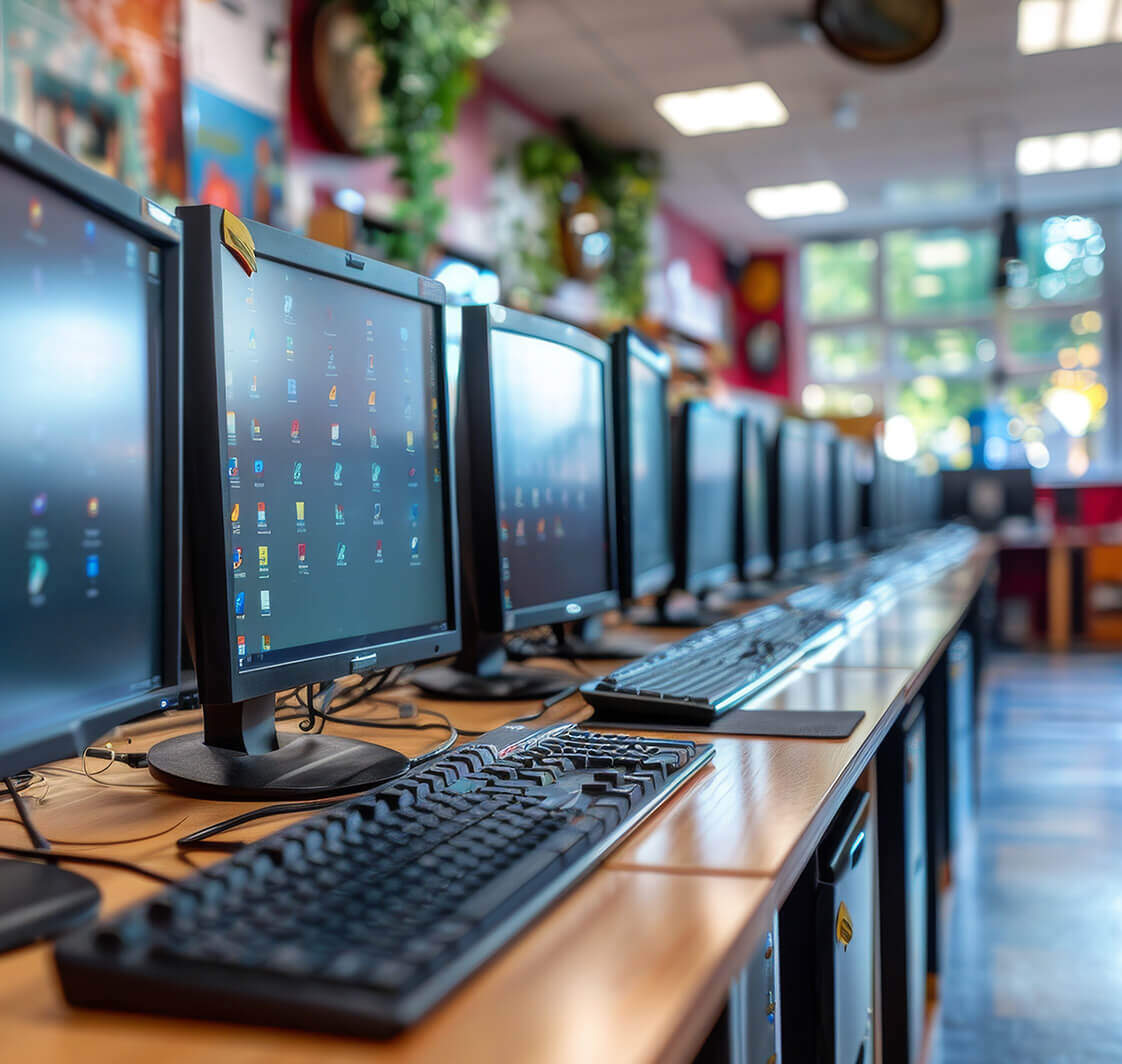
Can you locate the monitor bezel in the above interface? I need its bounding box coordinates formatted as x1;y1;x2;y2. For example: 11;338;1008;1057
677;399;740;596
611;326;674;601
832;434;862;558
773;417;811;574
461;304;620;634
0;116;181;778
738;412;773;580
178;205;461;706
807;420;838;567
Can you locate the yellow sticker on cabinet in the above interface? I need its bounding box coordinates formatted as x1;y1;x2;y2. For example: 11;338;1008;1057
221;209;256;277
836;900;853;951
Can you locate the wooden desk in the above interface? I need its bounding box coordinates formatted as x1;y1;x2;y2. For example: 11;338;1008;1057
0;541;993;1063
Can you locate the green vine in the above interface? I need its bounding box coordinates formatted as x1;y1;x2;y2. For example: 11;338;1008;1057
517;120;660;320
355;0;507;270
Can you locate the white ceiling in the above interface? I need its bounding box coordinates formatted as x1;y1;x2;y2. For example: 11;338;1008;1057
483;0;1122;251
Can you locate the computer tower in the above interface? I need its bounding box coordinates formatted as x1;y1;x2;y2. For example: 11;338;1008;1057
946;632;975;856
877;700;928;1063
780;789;874;1064
693;914;779;1064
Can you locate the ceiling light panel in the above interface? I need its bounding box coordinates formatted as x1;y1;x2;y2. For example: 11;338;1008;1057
654;82;788;136
746;180;848;220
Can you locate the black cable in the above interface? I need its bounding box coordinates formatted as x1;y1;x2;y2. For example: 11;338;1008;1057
176;798;352;851
4;776;50;850
0;843;174;885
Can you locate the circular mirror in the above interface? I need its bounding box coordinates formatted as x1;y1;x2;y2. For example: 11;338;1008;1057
815;0;947;65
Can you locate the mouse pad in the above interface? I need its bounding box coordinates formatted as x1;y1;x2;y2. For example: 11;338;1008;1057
589;708;865;739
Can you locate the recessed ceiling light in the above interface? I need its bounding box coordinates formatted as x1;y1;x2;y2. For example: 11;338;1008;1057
1016;126;1122;173
746;180;848;220
654;82;788;137
1017;0;1120;52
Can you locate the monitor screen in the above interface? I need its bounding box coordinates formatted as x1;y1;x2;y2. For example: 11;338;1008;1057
220;250;451;673
740;414;770;576
490;328;612;617
626;337;672;590
808;425;834;561
834;437;860;546
684;403;739;587
777;420;810;569
0;157;167;758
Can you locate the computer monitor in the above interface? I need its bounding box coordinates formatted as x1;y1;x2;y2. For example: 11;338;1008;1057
807;420;837;567
146;206;460;799
939;467;1035;530
770;417;811;574
413;304;618;699
868;446;902;549
675;400;740;596
832;435;862;558
612;327;674;602
0;117;180;947
738;411;772;579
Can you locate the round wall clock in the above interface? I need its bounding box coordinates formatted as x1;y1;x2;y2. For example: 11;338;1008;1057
740;258;783;314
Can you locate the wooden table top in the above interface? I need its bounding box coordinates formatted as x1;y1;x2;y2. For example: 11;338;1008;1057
0;540;993;1063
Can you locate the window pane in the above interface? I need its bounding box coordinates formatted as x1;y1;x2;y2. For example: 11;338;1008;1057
808;327;882;380
891;326;994;375
1007;310;1104;370
801;382;882;419
801;238;877;322
1011;215;1105;306
884;227;996;320
999;370;1109;479
893;376;986;465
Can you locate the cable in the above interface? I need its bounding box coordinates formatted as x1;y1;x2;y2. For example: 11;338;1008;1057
0;844;174;885
176;798;351;851
0;815;190;848
4;777;50;850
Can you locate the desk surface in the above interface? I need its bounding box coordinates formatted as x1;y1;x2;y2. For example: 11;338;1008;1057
0;542;992;1064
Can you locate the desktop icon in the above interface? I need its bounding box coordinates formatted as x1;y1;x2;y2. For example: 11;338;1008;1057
405;430;415;453
258;546;269;568
30;492;47;517
408;466;417;480
290;419;300;441
232;547;243;570
226;411;237;438
297;542;307;563
368;390;376;410
375;539;384;562
86;497;99;519
409;503;419;524
257;502;266;525
249;375;258;396
251;418;262;441
371;463;382;487
367;353;375;373
29;198;43;228
500;519;509;541
253;459;264;477
287;378;297;399
261;634;271;652
333;462;343;484
293;460;303;485
237;635;246;659
373;502;383;522
335;503;345;524
295;501;305;522
537;518;546;540
85;554;99;579
331;423;340;443
235;592;246;618
230;502;240;523
228;457;239;479
326;349;336;373
410;536;419;560
285;336;295;360
336;543;347;564
248;328;257;350
28;555;48;597
433;466;441;483
260;590;271;616
328;384;337;403
369;428;379;449
283;294;294;317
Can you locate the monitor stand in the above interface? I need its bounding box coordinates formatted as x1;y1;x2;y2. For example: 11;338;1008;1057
411;635;573;701
629;591;734;630
506;619;664;662
0;859;101;955
146;693;409;801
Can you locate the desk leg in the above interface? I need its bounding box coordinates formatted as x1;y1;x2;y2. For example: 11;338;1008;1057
1047;543;1072;652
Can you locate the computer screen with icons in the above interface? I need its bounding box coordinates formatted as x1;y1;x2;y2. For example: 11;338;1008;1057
0;117;181;780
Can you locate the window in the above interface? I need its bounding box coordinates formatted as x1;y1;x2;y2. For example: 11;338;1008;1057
801;238;877;322
799;214;1114;481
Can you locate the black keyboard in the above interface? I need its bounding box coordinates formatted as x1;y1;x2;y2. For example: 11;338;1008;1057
581;604;845;724
786;584;875;626
54;722;712;1038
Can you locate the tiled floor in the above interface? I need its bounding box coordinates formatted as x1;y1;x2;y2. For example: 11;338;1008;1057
929;653;1122;1064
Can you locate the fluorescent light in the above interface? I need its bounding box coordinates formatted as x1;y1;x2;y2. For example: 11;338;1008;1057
654;82;788;136
1019;0;1063;52
1063;0;1112;46
1017;0;1122;52
746;180;848;219
1016;126;1122;173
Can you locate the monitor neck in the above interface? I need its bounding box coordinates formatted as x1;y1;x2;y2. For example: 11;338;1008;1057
202;693;278;755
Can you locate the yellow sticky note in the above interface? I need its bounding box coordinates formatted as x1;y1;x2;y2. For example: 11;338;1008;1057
221;209;256;277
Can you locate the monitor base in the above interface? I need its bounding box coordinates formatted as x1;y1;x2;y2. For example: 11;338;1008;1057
506;618;665;661
147;731;409;801
0;859;100;954
411;663;573;701
628;602;734;630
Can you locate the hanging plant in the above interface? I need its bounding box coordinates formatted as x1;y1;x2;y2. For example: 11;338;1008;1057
330;0;507;270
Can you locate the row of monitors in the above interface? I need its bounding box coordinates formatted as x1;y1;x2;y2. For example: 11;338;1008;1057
0;116;935;781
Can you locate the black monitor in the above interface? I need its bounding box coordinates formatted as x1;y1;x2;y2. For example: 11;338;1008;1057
770;417;811;574
146;206;460;799
738;411;772;579
807;420;837;567
832;435;862;558
613;327;674;601
413;304;619;699
675;400;740;596
0;117;180;948
868;446;901;549
940;467;1035;530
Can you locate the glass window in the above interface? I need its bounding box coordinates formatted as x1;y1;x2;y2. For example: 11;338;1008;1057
801;238;877;322
891;326;994;376
884;227;996;320
1012;215;1105;306
893;376;986;461
807;326;882;380
1007;310;1104;370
